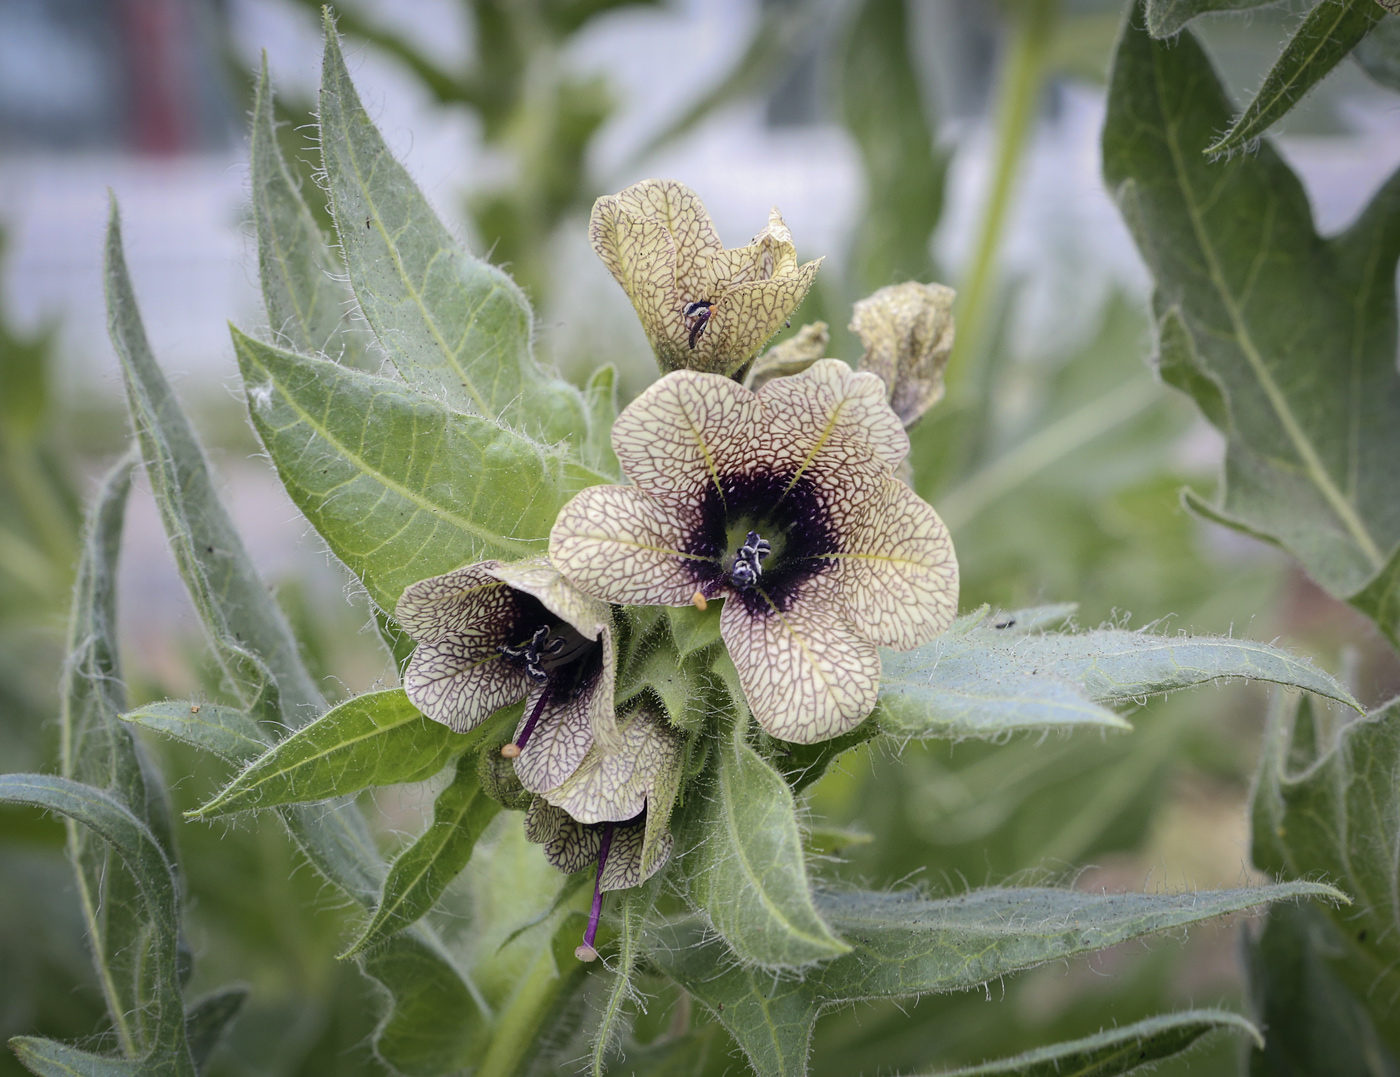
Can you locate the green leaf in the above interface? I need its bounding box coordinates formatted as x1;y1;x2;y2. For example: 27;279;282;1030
231;329;603;614
1244;902;1400;1076
664;602;722;659
1103;12;1400;645
57;453;183;1062
840;0;946;293
183;987;248;1075
122;701;268;765
1142;0;1270;37
1252;693;1400;1058
874;606;1356;740
190;689;482;818
0;774;195;1076
680;710;850;968
1206;0;1384;156
342;752;501;957
317;16;590;446
108;202;487;1071
106;201;322;723
359;933;490;1077
918;1009;1261;1076
250;54;366;367
651;880;1339;1077
9;1039;147;1077
582;365;621;477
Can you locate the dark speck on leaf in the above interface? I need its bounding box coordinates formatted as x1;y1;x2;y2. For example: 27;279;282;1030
993;617;1016;629
1359;929;1369;942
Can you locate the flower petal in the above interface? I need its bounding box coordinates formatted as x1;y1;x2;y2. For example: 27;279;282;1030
544;707;682;825
704;261;820;373
395;562;514;642
402;635;529;732
609;369;762;507
757;358;910;479
550;484;704;606
488;557;623;751
850;281;955;427
513;678;595;796
599;820;656;892
739;359;909;538
820;478;959;650
612;178;725;293
721;589;881;743
524;798;599;874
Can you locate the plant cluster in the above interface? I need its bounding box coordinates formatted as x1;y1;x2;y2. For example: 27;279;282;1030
3;2;1400;1076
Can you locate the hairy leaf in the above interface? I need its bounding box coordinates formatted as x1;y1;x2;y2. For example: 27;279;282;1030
55;453;179;1063
9;1039;147;1077
1206;0;1384;156
680;711;849;968
1245;902;1400;1076
0;775;194;1076
121;702;268;765
1103;12;1400;645
190;689;479;817
360;933;490;1077
110;206;488;1070
343;752;500;957
875;606;1355;740
251;55;365;365
1252;694;1400;1058
652;881;1339;1076
921;1009;1260;1076
232;329;602;613
1143;0;1271;37
183;987;248;1074
318;17;589;446
107;202;321;722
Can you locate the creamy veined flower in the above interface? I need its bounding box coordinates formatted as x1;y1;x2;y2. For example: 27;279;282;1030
589;178;821;377
849;281;956;428
549;359;959;743
523;707;680;961
395;558;619;795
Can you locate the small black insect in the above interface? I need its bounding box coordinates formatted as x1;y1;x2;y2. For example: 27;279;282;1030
993;617;1016;629
682;300;713;349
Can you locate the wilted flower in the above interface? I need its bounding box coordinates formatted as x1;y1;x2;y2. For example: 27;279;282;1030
523;707;681;961
396;558;618;795
744;321;829;391
550;360;959;743
589;178;821;377
849;281;956;427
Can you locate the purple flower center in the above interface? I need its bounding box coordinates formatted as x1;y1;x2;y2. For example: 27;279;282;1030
683;469;838;615
496;594;602;755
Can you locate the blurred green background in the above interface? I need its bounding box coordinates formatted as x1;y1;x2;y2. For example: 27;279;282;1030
1;1;1398;1074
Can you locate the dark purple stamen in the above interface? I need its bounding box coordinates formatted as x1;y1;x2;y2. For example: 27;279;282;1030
575;822;614;962
503;682;552;759
729;530;771;590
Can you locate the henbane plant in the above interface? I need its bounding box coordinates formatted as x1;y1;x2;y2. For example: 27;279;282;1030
3;8;1390;1077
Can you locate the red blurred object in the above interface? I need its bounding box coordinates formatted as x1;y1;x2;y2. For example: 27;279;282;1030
118;0;191;154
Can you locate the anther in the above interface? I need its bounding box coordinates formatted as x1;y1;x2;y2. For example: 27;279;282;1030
691;590;708;611
729;530;771;590
505;683;552;758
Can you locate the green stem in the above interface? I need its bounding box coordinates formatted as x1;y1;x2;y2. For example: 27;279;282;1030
948;0;1059;389
477;885;592;1077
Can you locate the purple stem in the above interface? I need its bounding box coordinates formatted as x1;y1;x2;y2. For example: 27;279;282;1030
583;823;614;950
514;682;552;751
